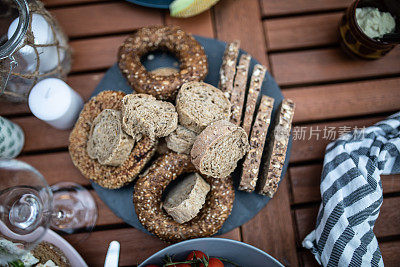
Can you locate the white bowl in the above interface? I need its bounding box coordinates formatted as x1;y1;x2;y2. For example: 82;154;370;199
139;238;283;267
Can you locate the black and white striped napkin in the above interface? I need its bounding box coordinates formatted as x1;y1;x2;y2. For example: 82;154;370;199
302;112;400;266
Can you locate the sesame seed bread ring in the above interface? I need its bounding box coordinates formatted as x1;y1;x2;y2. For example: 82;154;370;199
118;25;208;100
133;152;234;243
69;91;157;189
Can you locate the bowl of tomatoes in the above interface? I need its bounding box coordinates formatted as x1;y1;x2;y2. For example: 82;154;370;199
139;238;283;267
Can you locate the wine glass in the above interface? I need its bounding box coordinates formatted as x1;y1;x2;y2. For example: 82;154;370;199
0;159;97;264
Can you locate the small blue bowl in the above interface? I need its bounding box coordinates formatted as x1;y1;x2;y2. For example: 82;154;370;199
139;238;284;267
125;0;173;9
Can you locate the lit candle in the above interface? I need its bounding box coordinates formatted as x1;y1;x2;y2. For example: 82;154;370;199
28;78;84;130
7;14;64;73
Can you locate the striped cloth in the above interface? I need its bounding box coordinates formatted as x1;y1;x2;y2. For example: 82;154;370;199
302;112;400;266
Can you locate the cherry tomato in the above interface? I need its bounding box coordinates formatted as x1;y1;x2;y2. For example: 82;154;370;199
172;264;191;267
186;250;208;261
202;258;224;267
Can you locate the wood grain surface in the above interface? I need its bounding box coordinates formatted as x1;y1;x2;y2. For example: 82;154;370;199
2;0;398;265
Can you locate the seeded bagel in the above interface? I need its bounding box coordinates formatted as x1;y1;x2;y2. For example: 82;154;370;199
176;82;231;133
118;25;208;100
69;91;157;189
134;152;234;243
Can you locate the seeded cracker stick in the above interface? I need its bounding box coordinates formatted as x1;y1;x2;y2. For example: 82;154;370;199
219;40;240;100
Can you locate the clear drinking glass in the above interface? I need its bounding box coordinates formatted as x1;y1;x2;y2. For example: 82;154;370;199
0;159;97;264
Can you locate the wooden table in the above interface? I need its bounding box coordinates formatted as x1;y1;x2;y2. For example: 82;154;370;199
2;0;399;266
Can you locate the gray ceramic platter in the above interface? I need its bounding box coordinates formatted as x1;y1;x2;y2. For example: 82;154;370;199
90;35;292;236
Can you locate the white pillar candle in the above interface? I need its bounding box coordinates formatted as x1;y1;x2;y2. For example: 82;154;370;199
28;78;83;130
8;14;64;73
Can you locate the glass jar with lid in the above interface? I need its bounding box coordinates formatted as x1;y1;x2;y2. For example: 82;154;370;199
0;0;71;102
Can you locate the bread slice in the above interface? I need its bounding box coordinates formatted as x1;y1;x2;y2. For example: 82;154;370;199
239;95;274;192
191;120;250;178
122;93;178;140
219;40;240;100
166;125;197;154
241;64;267;136
176;82;231;133
32;241;70;267
163;173;210;224
230;54;251;126
258;99;295;197
87;109;135;166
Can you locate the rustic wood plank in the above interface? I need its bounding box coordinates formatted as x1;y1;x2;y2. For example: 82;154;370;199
51;2;163;38
264;12;342;51
260;0;351;17
214;0;268;66
64;227;241;266
242;177;299;266
12;116;69;152
283;78;400;123
44;0;100;7
381;240;400;267
295;196;400;243
71;35;127;72
290;116;385;163
290;163;400;204
0;73;104;116
165;10;215;38
271;47;400;86
18;152;88;186
300;250;319;267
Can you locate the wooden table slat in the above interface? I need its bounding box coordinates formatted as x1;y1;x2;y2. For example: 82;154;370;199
13;116;70;152
64;227;241;266
52;2;162;38
70;35;127;72
290;116;386;163
260;0;351;17
284;77;400;124
271;47;400;86
241;178;299;267
290;163;400;204
44;0;101;7
214;0;269;67
165;10;215;38
295;196;400;243
264;12;342;51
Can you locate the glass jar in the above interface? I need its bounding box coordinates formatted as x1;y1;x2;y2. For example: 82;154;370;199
0;0;71;102
339;0;399;60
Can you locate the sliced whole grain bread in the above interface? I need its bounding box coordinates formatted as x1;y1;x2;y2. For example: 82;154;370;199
122;93;178;140
165;125;197;154
230;54;252;126
191;120;250;178
87;109;135;166
219;40;240;100
163;172;210;224
176;82;231;133
241;64;267;136
239;95;274;192
257;99;295;197
32;241;70;267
